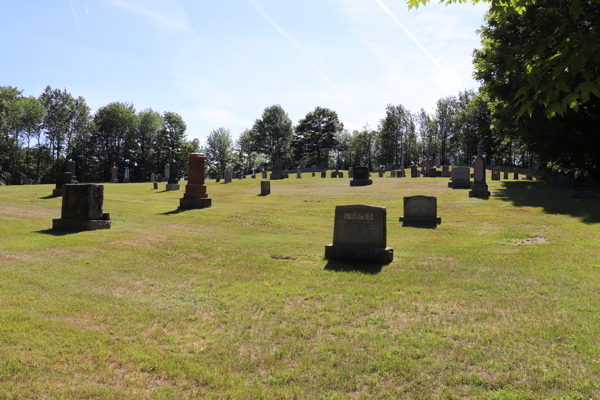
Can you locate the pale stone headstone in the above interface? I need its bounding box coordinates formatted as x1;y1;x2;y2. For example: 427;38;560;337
492;168;500;181
261;181;270;195
224;170;232;183
324;205;393;264
399;196;441;226
348;167;353;178
469;144;490;198
297;168;301;178
262;171;267;179
52;184;111;230
349;166;372;187
111;163;118;183
442;166;450;178
151;173;156;182
124;167;131;183
164;164;170;181
448;167;471;189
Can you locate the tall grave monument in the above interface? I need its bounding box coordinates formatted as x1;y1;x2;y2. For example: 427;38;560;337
179;153;212;209
66;159;79;183
469;144;490;198
167;160;180;190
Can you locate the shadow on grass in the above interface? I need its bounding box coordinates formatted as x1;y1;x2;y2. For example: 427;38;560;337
256;194;269;197
160;208;187;215
324;259;383;275
34;229;81;236
401;222;438;229
39;194;58;199
495;181;600;224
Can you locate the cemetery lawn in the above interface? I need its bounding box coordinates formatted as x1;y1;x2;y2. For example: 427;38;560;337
1;173;599;400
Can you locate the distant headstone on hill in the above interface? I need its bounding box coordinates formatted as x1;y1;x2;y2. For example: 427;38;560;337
151;173;156;182
321;171;326;178
224;170;232;183
469;144;490;198
311;165;317;172
349;166;373;187
52;184;111;230
324;205;393;264
167;160;180;190
66;159;79;183
411;166;418;178
348;167;353;178
399;195;441;226
448;167;471;189
492;168;500;181
111;163;118;183
124;167;131;183
503;171;509;180
53;172;72;196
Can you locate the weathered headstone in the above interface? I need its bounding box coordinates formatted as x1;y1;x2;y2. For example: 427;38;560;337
52;172;72;196
312;172;315;177
348;167;353;178
261;180;270;195
411;166;418;178
514;172;519;180
324;205;393;264
469;144;490;198
153;182;158;189
262;171;267;179
297;168;302;178
349;166;373;187
151;173;156;182
492;168;500;181
318;163;324;170
124;167;131;183
442;166;450;178
167;160;180;190
399;196;442;226
164;164;170;182
321;171;326;178
179;153;212;209
398;168;405;178
283;168;289;178
224;170;232;183
238;173;243;180
448;167;471;189
503;171;509;180
331;171;338;178
523;171;532;180
311;165;317;172
66;159;79;184
426;168;437;178
570;174;595;198
111;163;118;183
52;184;111;230
272;151;283;180
252;173;256;179
338;172;344;178
532;164;540;171
379;171;384;178
436;156;441;168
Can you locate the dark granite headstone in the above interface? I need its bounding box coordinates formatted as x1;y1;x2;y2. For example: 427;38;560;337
66;159;79;183
324;205;393;264
492;168;500;181
261;181;270;195
52;172;72;196
411;166;418;178
469;144;490;198
52;184;111;230
349;166;372;187
321;171;326;178
399;196;441;226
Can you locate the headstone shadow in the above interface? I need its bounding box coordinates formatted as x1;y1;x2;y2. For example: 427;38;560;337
324;259;384;275
495;181;600;224
35;229;82;236
160;208;187;215
39;194;58;199
401;222;438;229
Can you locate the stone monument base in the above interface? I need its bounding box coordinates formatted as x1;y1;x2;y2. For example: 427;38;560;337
166;184;180;191
448;181;472;189
325;244;393;264
52;189;63;196
179;197;212;209
469;183;490;198
52;213;111;230
570;190;596;198
349;179;373;187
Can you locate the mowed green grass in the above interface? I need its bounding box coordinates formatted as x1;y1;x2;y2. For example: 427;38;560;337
0;172;598;400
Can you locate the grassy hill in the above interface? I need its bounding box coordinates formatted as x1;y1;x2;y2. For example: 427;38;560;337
1;173;598;399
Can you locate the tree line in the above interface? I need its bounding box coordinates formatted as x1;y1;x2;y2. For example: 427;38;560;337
0;85;199;185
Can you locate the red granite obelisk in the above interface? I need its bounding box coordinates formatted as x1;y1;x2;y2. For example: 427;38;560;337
179;153;212;209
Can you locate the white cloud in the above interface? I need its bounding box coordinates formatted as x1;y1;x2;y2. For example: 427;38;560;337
105;0;193;33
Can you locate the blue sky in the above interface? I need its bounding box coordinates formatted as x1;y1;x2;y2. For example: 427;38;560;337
1;0;489;144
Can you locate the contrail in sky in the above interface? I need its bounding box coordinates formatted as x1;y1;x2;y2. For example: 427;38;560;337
68;0;83;34
375;0;462;91
248;0;351;107
85;5;89;15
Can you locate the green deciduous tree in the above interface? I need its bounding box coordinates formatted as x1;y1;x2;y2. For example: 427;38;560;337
250;105;293;169
137;109;163;181
294;106;343;167
206;127;233;175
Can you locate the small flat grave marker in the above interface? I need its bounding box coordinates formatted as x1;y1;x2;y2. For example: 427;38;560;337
399;196;441;226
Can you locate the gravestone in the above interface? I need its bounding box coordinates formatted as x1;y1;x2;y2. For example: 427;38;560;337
321;171;326;178
262;171;267;179
553;173;572;186
338;172;344;178
391;170;396;178
451;160;456;168
426;168;437;178
311;165;317;172
514;172;519;180
331;171;338;178
491;159;496;166
164;164;170;182
283;168;289;179
318;163;324;170
411;166;418;178
297;168;302;178
503;171;509;179
399;196;442;226
398;168;405;178
238;173;243;180
179;153;212;209
66;159;79;183
153;182;158;190
261;181;270;195
324;205;393;264
124;167;131;183
448;167;472;189
570;175;595;198
252;173;256;179
224;170;232;183
492;168;500;181
272;151;283;180
52;184;111;230
312;172;315;177
157;174;162;183
167;160;180;190
349;166;373;187
442;166;450;178
436;156;441;168
52;172;72;196
111;163;118;183
379;171;384;178
532;164;540;171
523;171;532;180
151;173;156;182
348;167;353;178
469;144;490;198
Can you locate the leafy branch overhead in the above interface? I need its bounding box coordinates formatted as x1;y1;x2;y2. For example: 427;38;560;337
407;0;600;118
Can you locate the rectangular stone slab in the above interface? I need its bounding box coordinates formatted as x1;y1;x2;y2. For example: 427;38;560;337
399;196;441;225
331;205;387;248
61;184;105;220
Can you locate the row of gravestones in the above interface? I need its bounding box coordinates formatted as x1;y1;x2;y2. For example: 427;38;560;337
52;154;212;231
